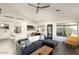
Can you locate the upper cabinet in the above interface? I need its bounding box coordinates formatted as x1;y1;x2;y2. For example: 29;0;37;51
27;25;35;31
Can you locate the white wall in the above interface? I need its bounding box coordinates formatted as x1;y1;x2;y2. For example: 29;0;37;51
77;19;79;45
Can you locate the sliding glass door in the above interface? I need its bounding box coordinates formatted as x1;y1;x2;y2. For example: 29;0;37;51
56;22;77;37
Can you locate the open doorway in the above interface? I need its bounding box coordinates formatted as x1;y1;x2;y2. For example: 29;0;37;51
47;24;53;39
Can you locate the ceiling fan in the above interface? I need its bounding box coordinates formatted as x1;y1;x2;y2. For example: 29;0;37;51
28;3;50;13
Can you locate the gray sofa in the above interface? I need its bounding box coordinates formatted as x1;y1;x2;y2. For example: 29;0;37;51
21;39;58;55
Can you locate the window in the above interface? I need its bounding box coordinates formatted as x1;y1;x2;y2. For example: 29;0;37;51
0;23;9;32
14;26;21;33
38;26;44;33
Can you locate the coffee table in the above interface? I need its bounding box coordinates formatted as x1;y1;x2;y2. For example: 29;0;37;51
31;45;53;55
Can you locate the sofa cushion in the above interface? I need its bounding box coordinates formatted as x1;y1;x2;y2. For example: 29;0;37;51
21;43;37;55
32;40;43;49
43;39;58;49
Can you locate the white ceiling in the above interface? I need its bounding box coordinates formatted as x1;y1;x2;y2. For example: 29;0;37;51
0;3;79;23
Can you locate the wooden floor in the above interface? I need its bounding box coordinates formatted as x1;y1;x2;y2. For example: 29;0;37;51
53;42;79;55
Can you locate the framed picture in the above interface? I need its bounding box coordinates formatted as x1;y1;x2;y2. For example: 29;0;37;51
14;26;21;33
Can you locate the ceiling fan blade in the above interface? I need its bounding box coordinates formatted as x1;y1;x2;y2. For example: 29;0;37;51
40;5;50;9
36;8;39;13
28;3;37;8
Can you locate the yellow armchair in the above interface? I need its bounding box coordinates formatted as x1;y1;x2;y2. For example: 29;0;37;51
64;36;77;46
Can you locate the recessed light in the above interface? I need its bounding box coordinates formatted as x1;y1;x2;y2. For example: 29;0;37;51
56;9;61;11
